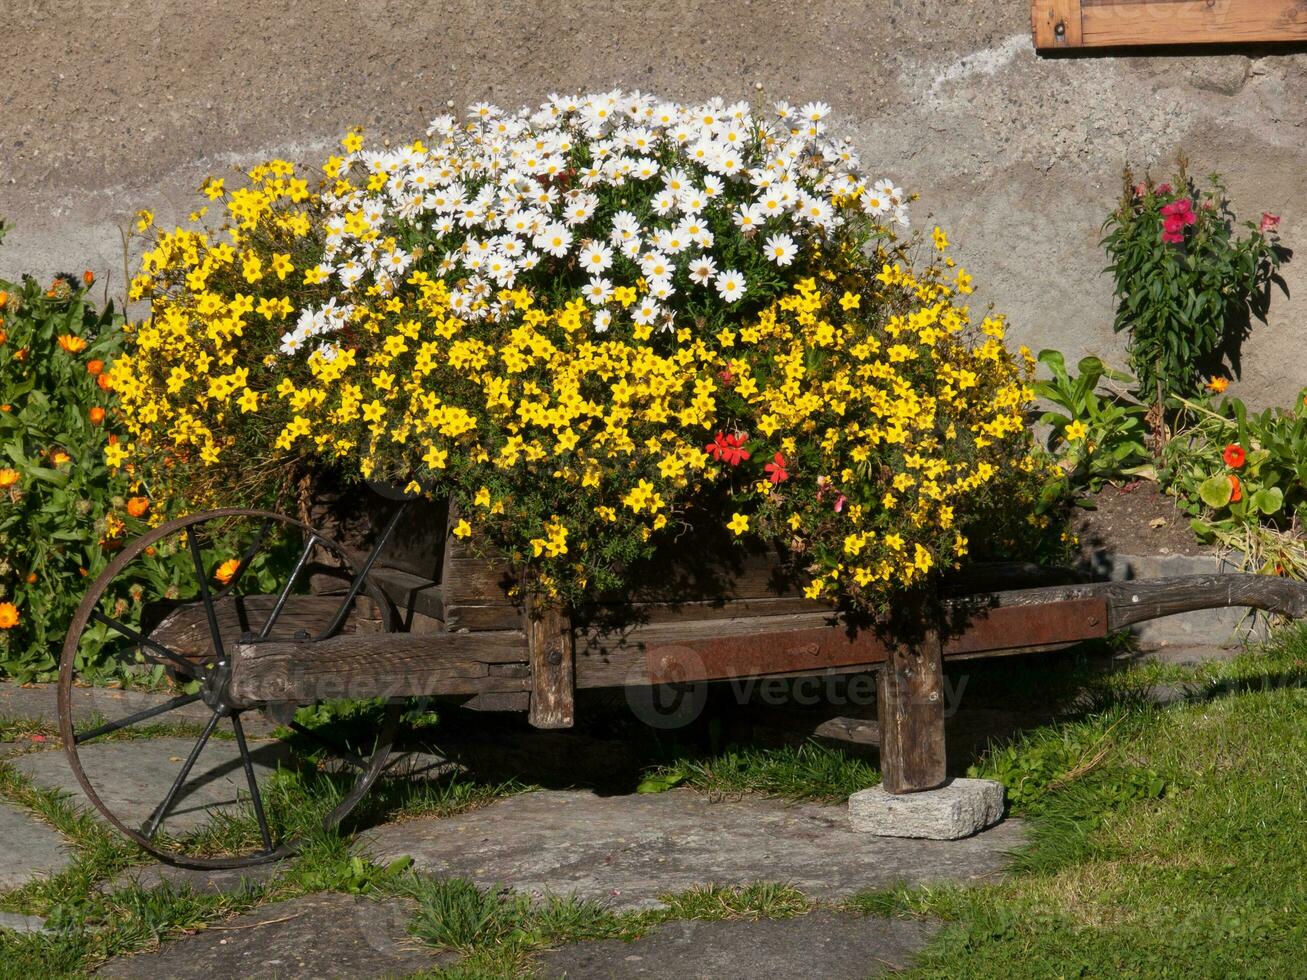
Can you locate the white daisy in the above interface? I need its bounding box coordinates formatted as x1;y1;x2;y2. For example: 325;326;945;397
764;233;797;266
688;255;718;286
714;269;746;303
584;277;614;306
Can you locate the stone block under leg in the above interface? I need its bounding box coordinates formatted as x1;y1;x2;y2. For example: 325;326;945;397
848;778;1005;840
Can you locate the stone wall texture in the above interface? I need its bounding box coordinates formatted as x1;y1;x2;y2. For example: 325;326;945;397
2;0;1304;403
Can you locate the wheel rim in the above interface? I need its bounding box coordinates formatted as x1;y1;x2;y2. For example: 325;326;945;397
58;508;400;868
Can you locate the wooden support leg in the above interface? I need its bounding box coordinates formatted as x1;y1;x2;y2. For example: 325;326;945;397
876;609;946;794
526;594;575;729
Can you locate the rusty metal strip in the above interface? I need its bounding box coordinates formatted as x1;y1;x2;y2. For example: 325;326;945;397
940;597;1108;656
643;597;1109;685
645;624;890;685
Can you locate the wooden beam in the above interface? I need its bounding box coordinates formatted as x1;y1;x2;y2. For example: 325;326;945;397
1034;0;1307;50
1032;0;1083;49
526;593;575;729
877;596;947;794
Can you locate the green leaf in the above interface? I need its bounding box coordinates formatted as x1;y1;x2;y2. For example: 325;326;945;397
1198;474;1234;509
1250;487;1284;516
637;770;686;794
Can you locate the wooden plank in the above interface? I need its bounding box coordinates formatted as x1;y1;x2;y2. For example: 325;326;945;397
148;594;377;660
1034;0;1307;49
368;566;445;624
877;597;947;794
228;630;529;703
526;594;575;729
1032;0;1084;48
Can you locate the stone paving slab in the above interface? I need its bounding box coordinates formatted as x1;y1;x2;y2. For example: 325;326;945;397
12;736;294;833
97;892;449;979
0;682;277;736
0;800;73;890
537;911;939;979
0;912;51;934
102;861;282;898
359;789;1024;910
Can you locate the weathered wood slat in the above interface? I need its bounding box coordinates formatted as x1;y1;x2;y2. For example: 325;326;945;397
228;630;529;702
1033;0;1307;50
526;594;575;729
970;574;1307;630
369;567;444;624
148;595;376;660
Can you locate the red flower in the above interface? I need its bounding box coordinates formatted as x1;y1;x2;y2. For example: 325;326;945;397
764;452;790;484
1260;212;1281;233
1228;474;1243;503
1160;198;1196;243
1222;444;1246;469
705;431;750;467
718;368;735;385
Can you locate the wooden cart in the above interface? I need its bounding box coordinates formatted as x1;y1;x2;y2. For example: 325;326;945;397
58;492;1307;867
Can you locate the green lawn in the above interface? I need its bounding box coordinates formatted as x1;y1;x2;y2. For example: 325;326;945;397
853;626;1307;978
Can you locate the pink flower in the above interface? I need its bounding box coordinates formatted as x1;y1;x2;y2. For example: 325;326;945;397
833;494;847;513
1156;183;1173;194
1133;183;1147;198
1260;212;1281;233
1160;198;1196;243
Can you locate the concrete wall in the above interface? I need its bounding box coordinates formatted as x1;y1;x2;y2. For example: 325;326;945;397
3;0;1304;404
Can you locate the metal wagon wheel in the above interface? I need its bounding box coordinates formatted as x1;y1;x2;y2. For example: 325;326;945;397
58;508;401;868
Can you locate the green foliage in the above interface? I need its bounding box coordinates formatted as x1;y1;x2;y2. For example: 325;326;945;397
1032;349;1153;492
1162;390;1307;576
1101;161;1287;406
0;269;159;680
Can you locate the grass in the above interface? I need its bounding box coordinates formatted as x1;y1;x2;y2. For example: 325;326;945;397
842;624;1307;978
642;739;880;802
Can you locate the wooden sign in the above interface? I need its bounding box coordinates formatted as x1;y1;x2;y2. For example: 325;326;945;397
1033;0;1307;49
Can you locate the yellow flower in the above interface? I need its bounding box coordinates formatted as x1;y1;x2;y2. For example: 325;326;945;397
727;512;749;535
0;602;19;629
838;291;861;311
214;558;241;585
1206;376;1229;394
58;334;88;354
0;468;19;487
1064;420;1088;442
453;519;472;538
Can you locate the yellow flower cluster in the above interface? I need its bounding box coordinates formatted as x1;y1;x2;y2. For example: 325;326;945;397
110;138;1038;607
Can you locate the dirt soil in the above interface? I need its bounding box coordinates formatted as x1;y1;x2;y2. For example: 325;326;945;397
1073;481;1213;558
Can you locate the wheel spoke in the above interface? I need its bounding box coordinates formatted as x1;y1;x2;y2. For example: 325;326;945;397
288;720;366;771
214;517;275;599
259;534;318;639
90;611;203;677
186;525;227;664
143;708;221;839
75;692;203;744
231;714;274;852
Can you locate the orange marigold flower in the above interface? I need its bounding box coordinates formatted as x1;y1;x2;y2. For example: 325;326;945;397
126;496;150;518
1206;376;1229;394
0;290;8;309
97;373;113;392
0;602;19;629
25;573;36;585
57;334;88;354
82;270;95;286
0;329;6;344
214;558;241;585
0;405;10;413
87;359;105;376
89;406;106;425
1223;444;1246;469
50;450;71;466
0;468;19;487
